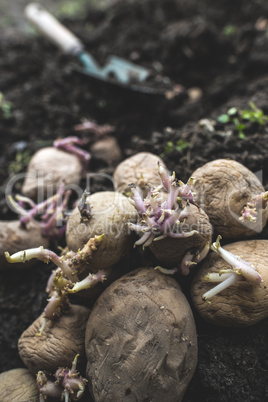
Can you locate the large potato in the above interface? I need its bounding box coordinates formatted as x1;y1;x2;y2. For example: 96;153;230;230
191;239;268;327
85;268;197;402
191;159;267;238
66;191;137;272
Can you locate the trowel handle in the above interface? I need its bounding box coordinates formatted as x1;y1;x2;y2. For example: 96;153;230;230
25;3;84;55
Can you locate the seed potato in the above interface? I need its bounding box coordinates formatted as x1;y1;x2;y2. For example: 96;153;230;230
66;191;137;272
22;147;82;199
85;267;198;402
113;152;167;195
191;159;267;239
0;368;39;402
18;304;90;373
191;239;268;327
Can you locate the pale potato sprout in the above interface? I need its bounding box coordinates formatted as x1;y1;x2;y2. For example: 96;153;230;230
5;237;106;335
201;235;262;301
191;239;268;327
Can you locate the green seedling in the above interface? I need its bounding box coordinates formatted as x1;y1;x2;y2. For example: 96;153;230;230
222;24;237;36
163;139;190;155
0;92;12;119
218;102;268;139
8;150;31;174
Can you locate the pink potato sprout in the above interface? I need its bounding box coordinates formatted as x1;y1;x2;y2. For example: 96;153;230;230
128;163;211;274
8;182;72;241
37;354;87;402
128;163;196;247
53;137;91;174
240;191;268;222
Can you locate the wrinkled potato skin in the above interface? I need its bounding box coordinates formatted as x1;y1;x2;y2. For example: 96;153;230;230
191;240;268;327
66;191;137;272
113;152;167;194
0;220;49;270
149;203;212;267
85;268;198;402
191;159;267;239
0;368;39;402
22;147;82;199
18;304;90;373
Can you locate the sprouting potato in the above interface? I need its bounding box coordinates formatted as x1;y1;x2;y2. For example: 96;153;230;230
191;159;268;239
22;147;82;199
113;152;167;195
18;304;90;373
66;191;137;272
191;239;268;327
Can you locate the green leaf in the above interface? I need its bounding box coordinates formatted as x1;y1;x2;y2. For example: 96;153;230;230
217;114;230;124
175;140;190;151
238;131;246;139
164;141;174;153
241;110;252;120
227;107;237;116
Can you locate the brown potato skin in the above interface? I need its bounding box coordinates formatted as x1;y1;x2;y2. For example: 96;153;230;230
66;191;137;272
22;147;82;199
85;268;198;402
91;136;122;165
0;368;39;402
113;152;167;194
191;239;268;327
18;304;90;374
0;220;49;270
149;203;212;267
191;159;267;239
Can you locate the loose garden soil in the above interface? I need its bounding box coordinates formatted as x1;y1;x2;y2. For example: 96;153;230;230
0;1;268;401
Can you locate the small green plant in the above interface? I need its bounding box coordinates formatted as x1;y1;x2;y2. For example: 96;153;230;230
0;92;12;119
222;24;237;36
217;102;268;139
163;139;190;154
8;150;31;174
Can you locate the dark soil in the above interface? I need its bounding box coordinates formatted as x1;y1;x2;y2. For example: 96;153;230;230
0;0;268;401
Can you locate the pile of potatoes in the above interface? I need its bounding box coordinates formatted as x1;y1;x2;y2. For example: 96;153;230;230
1;148;268;402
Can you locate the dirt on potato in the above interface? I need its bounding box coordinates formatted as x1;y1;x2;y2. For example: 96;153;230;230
0;1;268;401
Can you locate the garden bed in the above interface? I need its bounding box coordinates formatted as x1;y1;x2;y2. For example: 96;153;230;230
0;1;267;401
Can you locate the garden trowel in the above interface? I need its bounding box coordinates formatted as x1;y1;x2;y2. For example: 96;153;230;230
25;3;179;97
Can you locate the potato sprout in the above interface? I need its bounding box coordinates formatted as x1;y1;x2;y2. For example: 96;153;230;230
191;239;268;327
37;355;86;402
201;235;262;301
8;182;72;241
128;163;212;273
